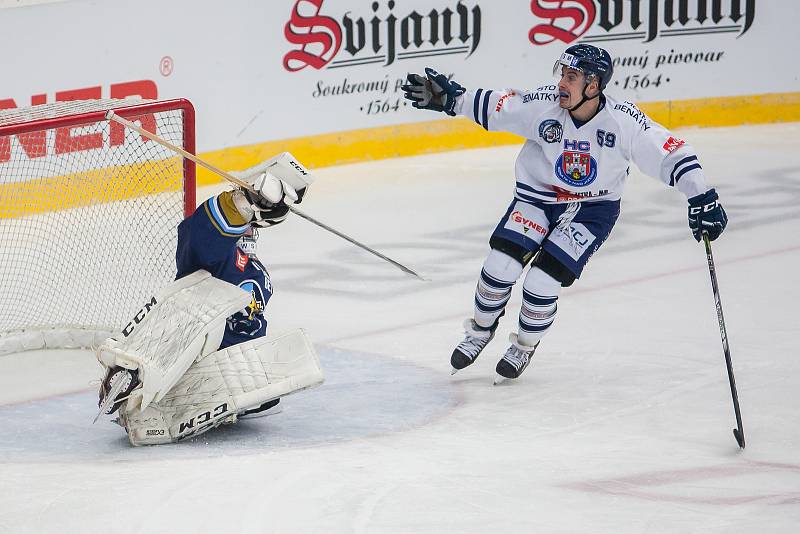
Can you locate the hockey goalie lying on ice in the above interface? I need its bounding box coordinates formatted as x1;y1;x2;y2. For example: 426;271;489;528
94;153;324;445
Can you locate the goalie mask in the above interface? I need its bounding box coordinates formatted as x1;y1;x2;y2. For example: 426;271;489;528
237;227;259;257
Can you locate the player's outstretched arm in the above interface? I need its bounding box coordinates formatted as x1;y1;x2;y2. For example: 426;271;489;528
403;68;551;138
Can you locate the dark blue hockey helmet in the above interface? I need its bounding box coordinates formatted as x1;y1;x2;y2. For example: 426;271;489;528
553;44;614;90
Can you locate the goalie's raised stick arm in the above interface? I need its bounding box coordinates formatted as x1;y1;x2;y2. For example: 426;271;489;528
105;111;426;281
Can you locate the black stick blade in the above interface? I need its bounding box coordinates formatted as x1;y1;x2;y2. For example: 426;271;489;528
733;428;746;449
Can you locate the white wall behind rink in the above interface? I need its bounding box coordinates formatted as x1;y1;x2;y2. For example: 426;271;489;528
0;0;796;154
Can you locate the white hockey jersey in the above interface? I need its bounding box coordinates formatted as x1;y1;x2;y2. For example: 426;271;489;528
455;84;709;204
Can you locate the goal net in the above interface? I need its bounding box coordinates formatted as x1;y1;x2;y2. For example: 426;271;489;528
0;99;196;355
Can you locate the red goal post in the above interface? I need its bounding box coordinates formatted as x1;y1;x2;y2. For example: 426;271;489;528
0;98;196;355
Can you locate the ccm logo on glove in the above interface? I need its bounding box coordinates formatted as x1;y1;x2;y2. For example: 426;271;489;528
688;200;718;215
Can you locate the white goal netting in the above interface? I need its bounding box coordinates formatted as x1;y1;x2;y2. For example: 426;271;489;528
0;98;195;355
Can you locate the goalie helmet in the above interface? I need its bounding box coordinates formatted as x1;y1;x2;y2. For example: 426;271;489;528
553;44;614;90
237;227;259;257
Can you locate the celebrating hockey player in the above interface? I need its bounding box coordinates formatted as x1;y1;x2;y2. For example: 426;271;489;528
95;153;324;445
402;44;728;383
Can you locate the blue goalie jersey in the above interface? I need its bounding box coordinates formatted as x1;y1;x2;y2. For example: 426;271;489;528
175;191;273;349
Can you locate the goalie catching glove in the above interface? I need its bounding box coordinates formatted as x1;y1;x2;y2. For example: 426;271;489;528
230;152;315;228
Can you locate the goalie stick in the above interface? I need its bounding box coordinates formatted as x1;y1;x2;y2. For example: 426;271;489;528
702;232;745;449
105;111;427;282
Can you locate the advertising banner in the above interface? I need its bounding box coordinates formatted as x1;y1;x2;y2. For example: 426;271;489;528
0;1;795;159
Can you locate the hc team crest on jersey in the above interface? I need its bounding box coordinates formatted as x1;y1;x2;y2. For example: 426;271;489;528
538;119;563;143
555;139;598;187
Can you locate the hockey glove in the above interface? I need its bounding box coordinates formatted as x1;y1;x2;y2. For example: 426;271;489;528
229;152;313;205
688;188;728;242
401;67;465;116
235;171;300;228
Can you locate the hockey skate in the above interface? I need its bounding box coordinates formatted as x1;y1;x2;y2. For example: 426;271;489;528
94;368;140;423
494;333;539;385
450;318;498;374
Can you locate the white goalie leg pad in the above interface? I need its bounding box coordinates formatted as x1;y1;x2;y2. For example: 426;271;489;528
216;327;325;411
119;395;237;446
229;152;315;192
96;270;251;411
121;328;324;446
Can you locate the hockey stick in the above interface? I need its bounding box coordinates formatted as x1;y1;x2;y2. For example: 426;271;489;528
702;232;745;449
106;111;426;281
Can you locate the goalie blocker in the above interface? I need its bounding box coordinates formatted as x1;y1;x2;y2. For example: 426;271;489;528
229;151;313;202
96;270;324;446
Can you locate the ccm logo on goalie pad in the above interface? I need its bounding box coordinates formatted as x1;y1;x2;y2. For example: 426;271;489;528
121;296;158;337
178;403;229;434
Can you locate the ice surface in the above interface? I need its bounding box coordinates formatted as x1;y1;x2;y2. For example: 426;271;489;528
0;348;454;463
1;123;798;533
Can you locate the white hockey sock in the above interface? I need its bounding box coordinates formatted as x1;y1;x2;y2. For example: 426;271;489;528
474;249;524;329
517;267;562;347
